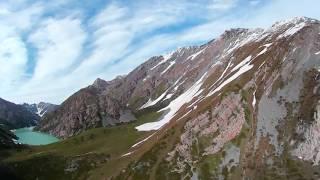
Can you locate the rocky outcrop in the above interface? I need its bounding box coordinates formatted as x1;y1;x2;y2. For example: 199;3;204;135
0;98;39;129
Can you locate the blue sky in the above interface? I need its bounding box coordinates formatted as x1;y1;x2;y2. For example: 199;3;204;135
1;0;320;104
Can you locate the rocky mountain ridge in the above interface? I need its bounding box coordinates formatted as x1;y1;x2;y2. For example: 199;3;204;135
39;17;320;138
0;98;39;129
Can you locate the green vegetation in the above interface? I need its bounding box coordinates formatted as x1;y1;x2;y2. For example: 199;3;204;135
128;95;146;109
3;111;162;180
153;82;167;99
198;153;223;179
115;118;189;180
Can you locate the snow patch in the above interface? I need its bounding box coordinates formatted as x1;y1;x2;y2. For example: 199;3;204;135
224;29;264;56
209;59;233;89
256;43;272;57
150;51;174;70
36;105;47;117
256;48;268;57
278;21;306;39
136;73;207;131
315;51;320;55
121;151;133;157
263;43;273;48
252;89;257;107
174;79;186;91
231;56;252;73
143;75;150;82
207;56;254;97
164;93;174;100
161;61;176;75
187;47;207;60
139;90;168;109
131;133;156;148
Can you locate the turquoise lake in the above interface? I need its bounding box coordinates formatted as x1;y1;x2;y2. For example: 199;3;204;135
12;127;59;145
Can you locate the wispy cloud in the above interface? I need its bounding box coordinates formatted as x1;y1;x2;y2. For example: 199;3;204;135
1;0;320;104
29;17;87;80
208;0;239;11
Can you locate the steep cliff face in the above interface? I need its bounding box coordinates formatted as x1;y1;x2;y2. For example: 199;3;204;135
0;98;39;129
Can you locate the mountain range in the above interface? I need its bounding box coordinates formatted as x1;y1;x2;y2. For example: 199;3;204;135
2;17;320;179
0;98;57;130
0;98;39;129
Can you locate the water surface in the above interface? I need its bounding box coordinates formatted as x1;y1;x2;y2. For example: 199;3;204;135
12;127;59;145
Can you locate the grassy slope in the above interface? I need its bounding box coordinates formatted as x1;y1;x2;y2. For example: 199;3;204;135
3;111;161;180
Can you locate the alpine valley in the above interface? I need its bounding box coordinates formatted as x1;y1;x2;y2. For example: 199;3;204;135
1;17;320;180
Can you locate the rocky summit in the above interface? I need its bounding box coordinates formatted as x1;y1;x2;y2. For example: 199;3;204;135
3;17;320;179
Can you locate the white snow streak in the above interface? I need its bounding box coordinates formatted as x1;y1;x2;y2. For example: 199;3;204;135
121;151;133;157
36;105;47;117
187;47;207;60
209;60;233;89
150;52;174;70
256;43;272;57
252;89;257;107
207;56;254;97
263;43;273;48
278;22;306;39
231;56;252;73
256;48;268;57
164;93;174;100
161;61;176;75
136;73;207;131
174;79;186;91
315;51;320;55
139;90;168;109
131;133;156;148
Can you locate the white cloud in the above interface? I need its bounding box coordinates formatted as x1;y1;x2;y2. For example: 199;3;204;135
0;2;43;31
28;17;87;80
0;34;27;92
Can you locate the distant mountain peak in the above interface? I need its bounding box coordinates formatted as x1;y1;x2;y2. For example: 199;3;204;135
92;78;109;89
22;102;58;117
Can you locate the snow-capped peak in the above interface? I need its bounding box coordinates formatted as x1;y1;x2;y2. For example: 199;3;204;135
22;102;58;117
